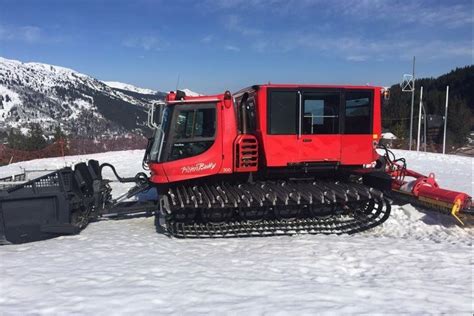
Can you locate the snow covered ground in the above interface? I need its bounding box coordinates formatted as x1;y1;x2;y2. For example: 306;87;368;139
0;150;472;314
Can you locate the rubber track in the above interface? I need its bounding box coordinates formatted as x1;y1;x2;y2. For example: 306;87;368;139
159;181;391;237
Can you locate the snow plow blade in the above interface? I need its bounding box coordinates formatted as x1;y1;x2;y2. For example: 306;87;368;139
0;160;110;244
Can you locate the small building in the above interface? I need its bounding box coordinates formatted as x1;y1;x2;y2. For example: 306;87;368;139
380;131;398;147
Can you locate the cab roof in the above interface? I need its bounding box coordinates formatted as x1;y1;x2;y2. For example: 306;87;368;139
167;84;384;103
245;83;381;90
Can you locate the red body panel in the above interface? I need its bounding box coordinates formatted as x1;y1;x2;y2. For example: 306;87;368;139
220;98;238;175
340;135;374;164
261;135;300;165
299;135;341;162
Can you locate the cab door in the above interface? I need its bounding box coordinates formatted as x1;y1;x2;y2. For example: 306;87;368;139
298;90;342;162
264;89;300;166
340;89;375;165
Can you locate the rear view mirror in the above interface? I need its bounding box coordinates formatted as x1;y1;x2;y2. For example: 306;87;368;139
147;101;165;129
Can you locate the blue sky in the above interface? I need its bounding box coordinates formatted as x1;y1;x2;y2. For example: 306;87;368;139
0;0;472;93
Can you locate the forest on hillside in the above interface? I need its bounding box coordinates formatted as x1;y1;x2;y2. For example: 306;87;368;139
383;65;473;148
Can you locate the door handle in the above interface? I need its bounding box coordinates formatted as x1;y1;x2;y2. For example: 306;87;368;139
302;139;312;142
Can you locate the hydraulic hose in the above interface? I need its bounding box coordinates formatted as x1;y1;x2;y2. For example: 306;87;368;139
99;163;149;185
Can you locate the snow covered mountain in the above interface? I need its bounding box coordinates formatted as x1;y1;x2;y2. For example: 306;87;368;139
0;57;166;137
102;82;201;97
180;88;201;96
102;81;157;95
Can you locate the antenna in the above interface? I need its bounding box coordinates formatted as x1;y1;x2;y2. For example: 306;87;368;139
175;74;180;91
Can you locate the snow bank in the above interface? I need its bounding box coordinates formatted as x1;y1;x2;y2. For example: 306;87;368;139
0;149;472;314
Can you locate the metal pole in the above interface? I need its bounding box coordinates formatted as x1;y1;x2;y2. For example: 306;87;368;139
423;104;427;152
417;86;423;152
409;56;416;150
442;85;449;154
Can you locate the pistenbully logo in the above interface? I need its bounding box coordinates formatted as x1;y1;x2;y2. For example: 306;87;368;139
181;162;217;174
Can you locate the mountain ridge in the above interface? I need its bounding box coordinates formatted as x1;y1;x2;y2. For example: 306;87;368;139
102;81;158;95
0;57;200;139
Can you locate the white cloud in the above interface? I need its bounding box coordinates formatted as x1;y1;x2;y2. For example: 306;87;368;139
224;45;240;52
252;41;268;53
224;14;262;36
208;0;473;29
206;0;472;62
123;35;163;51
206;0;273;9
0;25;42;43
247;31;472;61
346;55;368;62
328;1;473;29
210;1;472;61
201;34;214;43
19;26;41;43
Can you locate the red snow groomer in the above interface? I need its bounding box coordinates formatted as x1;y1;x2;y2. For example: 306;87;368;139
0;84;472;244
143;85;472;236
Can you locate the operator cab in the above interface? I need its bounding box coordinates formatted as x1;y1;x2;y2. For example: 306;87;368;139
146;91;219;164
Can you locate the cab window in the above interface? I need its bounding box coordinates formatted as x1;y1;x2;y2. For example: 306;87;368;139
268;91;298;134
168;105;216;161
302;93;340;134
344;91;372;134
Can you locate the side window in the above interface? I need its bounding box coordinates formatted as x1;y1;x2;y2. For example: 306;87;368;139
175;110;194;138
193;109;215;137
345;91;372;134
169;107;216;161
268;91;297;134
236;94;257;134
245;97;257;133
302;93;339;134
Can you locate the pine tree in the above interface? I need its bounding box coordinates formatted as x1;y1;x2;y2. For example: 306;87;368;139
26;123;47;150
385;65;473;147
7;128;27;150
53;125;66;142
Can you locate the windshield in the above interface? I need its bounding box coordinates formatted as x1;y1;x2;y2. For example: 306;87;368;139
149;106;172;162
148;102;218;163
167;105;216;161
